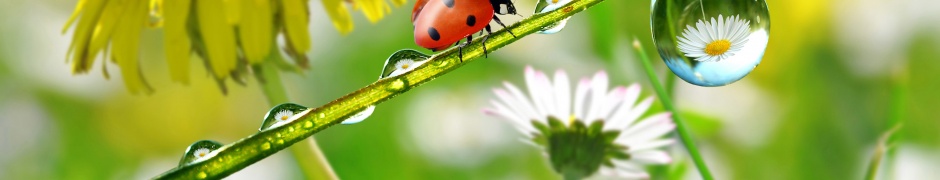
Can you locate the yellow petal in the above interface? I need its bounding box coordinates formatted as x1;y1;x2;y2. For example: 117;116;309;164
321;0;354;35
391;0;407;7
223;0;240;25
67;0;107;73
239;0;274;64
84;0;129;72
62;0;87;34
280;0;311;54
353;0;390;23
112;0;152;94
163;0;192;84
148;0;164;27
197;0;238;79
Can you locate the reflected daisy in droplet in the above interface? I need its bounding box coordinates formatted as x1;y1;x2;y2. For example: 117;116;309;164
542;0;573;13
677;15;751;62
193;148;212;160
483;66;676;179
388;59;428;77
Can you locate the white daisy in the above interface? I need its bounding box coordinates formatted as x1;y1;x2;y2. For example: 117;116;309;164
274;110;294;123
483;66;676;179
193;148;211;160
387;59;427;77
542;0;574;13
677;14;751;62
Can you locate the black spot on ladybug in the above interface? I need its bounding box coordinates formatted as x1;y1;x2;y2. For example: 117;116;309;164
443;0;454;8
428;27;441;41
466;15;476;26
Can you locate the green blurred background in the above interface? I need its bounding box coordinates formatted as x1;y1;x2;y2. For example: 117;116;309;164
1;0;939;179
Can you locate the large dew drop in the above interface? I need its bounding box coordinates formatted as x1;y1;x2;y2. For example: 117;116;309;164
342;49;430;125
651;0;770;86
260;103;309;130
178;140;223;166
535;0;573;34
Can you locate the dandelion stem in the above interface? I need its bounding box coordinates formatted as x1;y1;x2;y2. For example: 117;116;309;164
632;39;715;180
256;58;339;180
152;0;607;179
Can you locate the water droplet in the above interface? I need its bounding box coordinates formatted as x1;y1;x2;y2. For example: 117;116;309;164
260;142;271;150
196;172;207;179
431;58;450;68
276;139;285;145
341;106;376;124
387;78;408;92
318;113;325;118
259;103;309;131
535;0;573;34
380;49;431;78
651;0;770;86
178;140;223;166
303;121;313;128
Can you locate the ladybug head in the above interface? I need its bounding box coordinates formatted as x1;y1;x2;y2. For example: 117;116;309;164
490;0;517;15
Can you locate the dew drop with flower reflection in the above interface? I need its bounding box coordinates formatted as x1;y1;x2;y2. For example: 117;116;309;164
651;0;770;86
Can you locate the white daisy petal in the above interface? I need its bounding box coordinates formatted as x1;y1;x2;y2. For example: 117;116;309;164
599;86;627;123
622;113;673;136
573;77;591;121
627;139;675;153
485;100;537;135
553;70;571;120
630;150;673;164
585;71;609;123
503;82;542;121
535;70;557;118
609;97;654;131
493;88;539;122
621;118;675;145
524;67;549;118
610;160;652;178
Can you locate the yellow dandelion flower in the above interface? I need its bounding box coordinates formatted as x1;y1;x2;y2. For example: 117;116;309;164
63;0;407;94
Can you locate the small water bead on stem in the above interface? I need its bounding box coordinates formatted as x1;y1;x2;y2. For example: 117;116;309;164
535;0;574;34
651;0;771;87
341;49;432;124
179;140;224;166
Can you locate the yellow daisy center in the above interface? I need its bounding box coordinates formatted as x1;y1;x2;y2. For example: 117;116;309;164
198;152;206;157
401;64;410;69
704;40;732;56
280;115;289;120
552;0;559;3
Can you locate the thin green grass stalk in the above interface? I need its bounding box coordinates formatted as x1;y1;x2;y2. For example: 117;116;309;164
864;124;902;180
631;39;715;180
256;59;338;180
153;0;607;178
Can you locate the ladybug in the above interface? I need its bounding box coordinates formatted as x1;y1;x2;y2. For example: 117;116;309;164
412;0;518;59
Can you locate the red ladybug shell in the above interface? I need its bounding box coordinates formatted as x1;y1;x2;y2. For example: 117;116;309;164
413;0;494;51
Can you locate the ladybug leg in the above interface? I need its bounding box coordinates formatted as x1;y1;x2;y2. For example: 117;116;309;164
492;15;516;37
457;35;474;62
481;25;494;58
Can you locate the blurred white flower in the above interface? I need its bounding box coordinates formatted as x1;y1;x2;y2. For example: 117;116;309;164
834;0;940;77
404;88;515;167
484;66;675;179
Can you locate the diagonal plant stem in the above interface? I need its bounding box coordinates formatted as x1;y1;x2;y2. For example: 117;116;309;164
255;57;338;180
631;39;715;180
153;0;607;179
